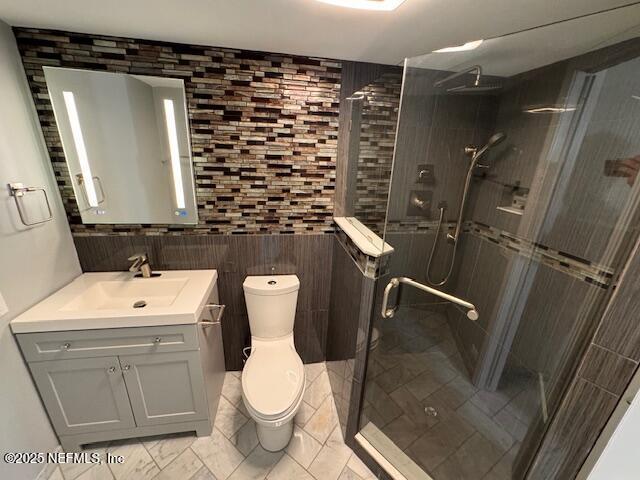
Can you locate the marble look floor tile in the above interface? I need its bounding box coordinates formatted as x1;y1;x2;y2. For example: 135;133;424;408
60;444;107;480
337;466;361;480
326;360;346;379
231;420;260;456
286;425;322;469
304;394;339;444
215;396;249;439
143;432;196;469
267;454;314;480
107;443;159;480
227;445;283;480
304;371;332;409
294;401;317;427
222;373;244;407
75;463;113;480
153;448;203;480
346;454;375;479
47;468;63;480
191;428;245;480
191;466;218;480
308;428;351;480
304;362;326;383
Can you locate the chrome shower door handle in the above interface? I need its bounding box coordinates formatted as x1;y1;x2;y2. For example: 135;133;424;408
381;278;400;319
381;277;479;321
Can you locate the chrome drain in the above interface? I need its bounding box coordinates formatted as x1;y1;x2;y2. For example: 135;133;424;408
424;406;438;417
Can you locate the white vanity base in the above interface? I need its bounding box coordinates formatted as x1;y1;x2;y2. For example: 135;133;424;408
60;420;212;452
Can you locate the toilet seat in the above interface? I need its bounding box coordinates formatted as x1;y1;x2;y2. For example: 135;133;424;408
242;338;305;422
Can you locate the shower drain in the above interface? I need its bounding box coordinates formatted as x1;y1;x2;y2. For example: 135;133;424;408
424;406;438;417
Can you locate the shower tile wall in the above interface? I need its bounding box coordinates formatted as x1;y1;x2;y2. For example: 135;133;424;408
361;37;640;480
381;67;500;307
352;72;402;235
453;45;640;387
445;40;640;478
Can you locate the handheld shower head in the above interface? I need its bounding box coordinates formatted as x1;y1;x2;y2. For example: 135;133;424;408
468;132;507;162
486;132;507;148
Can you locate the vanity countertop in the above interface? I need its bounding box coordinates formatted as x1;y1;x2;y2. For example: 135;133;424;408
11;270;217;334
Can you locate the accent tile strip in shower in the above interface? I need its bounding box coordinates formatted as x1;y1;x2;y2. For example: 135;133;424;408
469;222;615;289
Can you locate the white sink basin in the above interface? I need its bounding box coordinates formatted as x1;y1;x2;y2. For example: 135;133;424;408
11;270;217;333
60;278;188;311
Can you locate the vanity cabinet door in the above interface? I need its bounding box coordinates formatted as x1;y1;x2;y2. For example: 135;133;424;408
29;357;135;436
119;351;208;427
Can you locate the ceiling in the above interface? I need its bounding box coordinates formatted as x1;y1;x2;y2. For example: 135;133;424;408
0;0;638;65
412;4;640;76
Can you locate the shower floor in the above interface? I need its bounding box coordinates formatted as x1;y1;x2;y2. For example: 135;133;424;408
361;307;540;480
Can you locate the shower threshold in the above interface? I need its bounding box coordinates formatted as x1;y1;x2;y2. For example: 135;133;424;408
356;422;434;480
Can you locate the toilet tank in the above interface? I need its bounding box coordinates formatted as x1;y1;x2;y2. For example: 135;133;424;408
243;275;300;338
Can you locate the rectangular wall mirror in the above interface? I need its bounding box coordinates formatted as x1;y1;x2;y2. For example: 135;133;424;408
44;67;198;225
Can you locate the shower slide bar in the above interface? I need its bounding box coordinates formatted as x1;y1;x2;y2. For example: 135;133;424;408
381;277;479;321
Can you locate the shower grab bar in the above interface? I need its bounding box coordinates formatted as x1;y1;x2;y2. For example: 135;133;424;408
381;277;479;321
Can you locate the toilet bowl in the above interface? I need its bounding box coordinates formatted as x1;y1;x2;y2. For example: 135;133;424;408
241;275;305;451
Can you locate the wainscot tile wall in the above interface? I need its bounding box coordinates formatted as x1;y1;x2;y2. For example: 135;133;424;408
74;234;333;371
15;27;340;235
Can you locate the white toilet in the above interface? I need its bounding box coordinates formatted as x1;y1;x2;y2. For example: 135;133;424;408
241;275;305;451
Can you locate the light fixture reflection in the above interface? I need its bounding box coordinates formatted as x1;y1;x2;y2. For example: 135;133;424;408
433;39;484;53
63;91;98;207
524;107;577;114
315;0;407;11
163;99;186;210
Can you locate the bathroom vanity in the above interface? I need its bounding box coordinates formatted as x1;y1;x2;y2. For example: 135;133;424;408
10;270;225;452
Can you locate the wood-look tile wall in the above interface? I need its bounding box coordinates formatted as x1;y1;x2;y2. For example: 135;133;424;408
74;234;333;370
15;27;340;235
327;234;378;444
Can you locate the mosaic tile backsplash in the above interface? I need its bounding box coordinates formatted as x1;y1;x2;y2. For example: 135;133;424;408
15;28;341;235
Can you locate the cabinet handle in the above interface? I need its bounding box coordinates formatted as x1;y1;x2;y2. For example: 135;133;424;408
108;366;116;373
122;365;131;371
153;337;161;344
62;343;71;351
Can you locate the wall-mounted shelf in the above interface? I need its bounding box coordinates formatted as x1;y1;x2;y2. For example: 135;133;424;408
498;184;528;217
497;206;524;216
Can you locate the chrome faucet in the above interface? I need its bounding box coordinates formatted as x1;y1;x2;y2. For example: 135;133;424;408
128;253;152;278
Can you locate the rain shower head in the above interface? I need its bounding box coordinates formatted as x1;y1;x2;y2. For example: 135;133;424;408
434;65;502;94
445;83;502;94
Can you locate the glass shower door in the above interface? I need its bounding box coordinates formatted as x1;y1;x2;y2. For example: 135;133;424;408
359;6;640;480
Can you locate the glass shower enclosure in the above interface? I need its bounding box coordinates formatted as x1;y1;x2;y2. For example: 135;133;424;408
355;5;640;480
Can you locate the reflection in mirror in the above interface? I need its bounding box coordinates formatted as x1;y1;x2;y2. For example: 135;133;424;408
44;68;198;224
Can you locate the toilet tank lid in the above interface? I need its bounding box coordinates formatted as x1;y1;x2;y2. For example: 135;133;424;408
243;275;300;296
